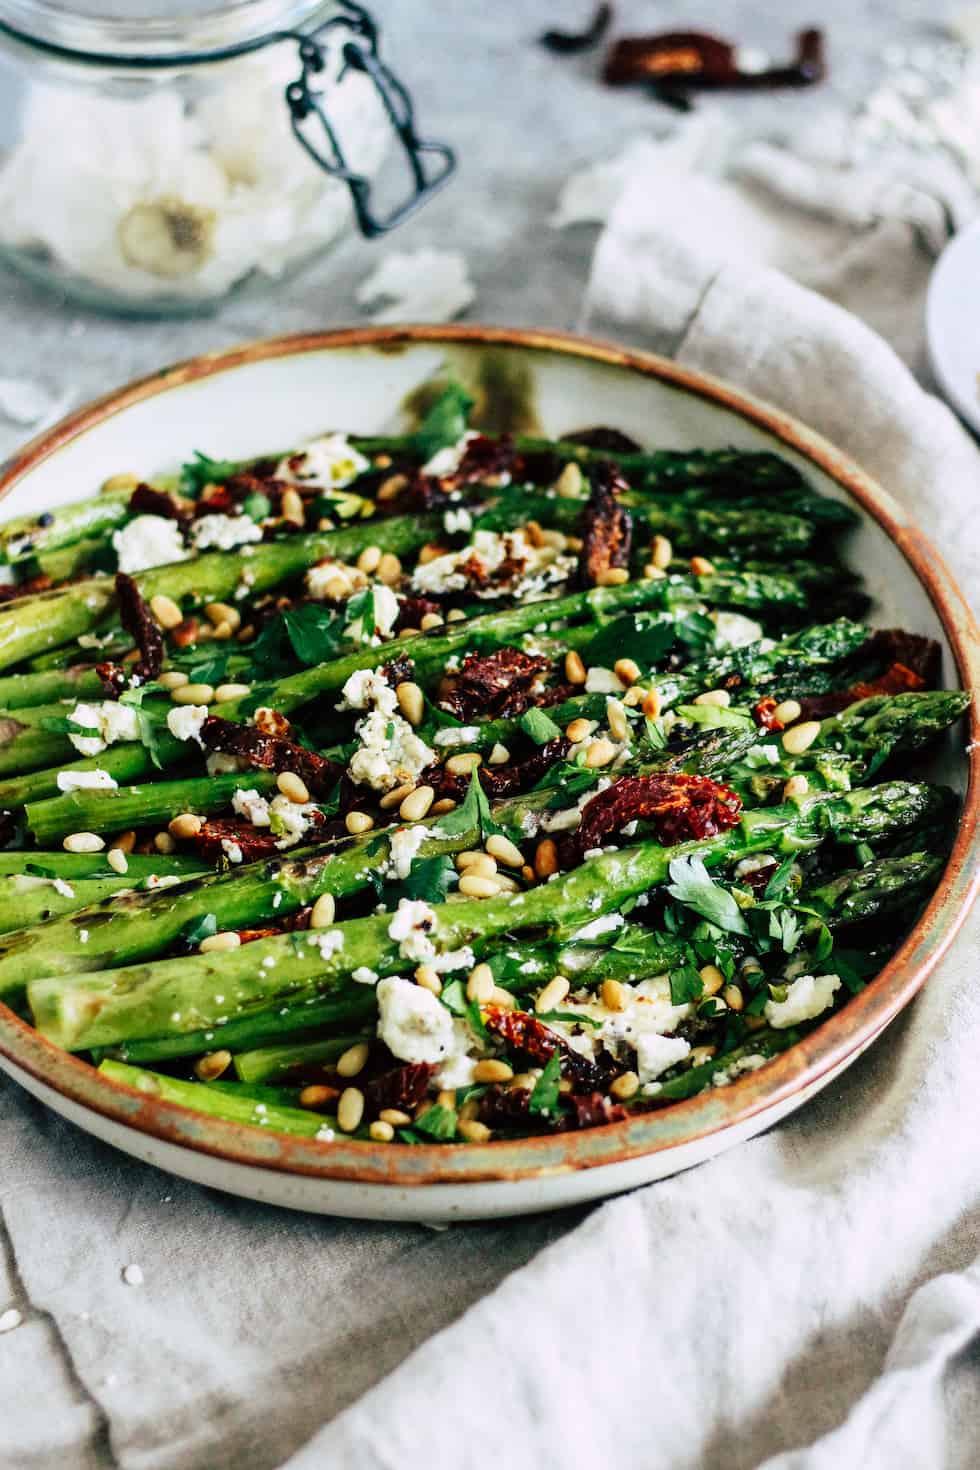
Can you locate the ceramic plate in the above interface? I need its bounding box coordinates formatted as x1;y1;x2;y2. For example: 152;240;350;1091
0;326;977;1221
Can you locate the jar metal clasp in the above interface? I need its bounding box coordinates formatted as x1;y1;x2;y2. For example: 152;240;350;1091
284;2;456;238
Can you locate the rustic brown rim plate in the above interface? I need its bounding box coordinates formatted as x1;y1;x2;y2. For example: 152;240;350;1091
0;324;977;1196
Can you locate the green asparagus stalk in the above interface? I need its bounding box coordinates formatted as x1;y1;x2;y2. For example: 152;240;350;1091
0;491;133;562
232;1033;369;1085
0;664;105;710
25;770;280;846
29;781;947;1052
97;1060;339;1139
0;851;207;880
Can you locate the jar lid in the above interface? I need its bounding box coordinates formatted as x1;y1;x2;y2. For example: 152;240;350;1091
0;0;334;60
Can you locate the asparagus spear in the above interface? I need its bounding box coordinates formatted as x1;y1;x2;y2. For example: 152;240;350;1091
0;664;105;710
28;781;947;1052
98;1060;339;1139
25;770;280;846
0;851;207;880
0;826;473;996
232;1033;369;1085
0;491;133;562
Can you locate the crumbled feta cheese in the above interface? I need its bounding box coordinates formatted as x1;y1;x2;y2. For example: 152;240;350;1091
571;913;625;942
352;967;379;985
56;767;118;793
711;1054;769;1088
67;700;141;757
435;1017;484;1088
411;528;575;601
765;973;842;1029
347;582;400;643
421;431;478;479
231;788;318;850
311;930;344;960
112;514;189;573
635;1032;691;1083
443;506;472;535
221;840;243;864
388;898;437;962
339;667;399;715
348;711;435;793
433;725;481;747
711;611;764;649
166;704;209;746
52;878;75;898
232;788;271;826
387;824;431;880
376;975;456;1064
585;666;626;694
276;434;370;490
190;513;263;552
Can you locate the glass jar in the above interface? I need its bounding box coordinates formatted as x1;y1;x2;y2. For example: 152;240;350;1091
0;0;455;315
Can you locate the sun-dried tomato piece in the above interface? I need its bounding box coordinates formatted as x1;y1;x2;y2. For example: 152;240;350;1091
753;696;784;732
393;597;442;634
562;772;742;865
482;1007;615;1092
578;462;632;586
561;426;642;454
363;1062;436;1118
559;1092;628;1130
861;630;941;687
190;819;284;865
423;737;569;803
0;573;53;604
478;1084;533;1128
200;716;341;796
128;483;186;520
234;907;313;944
116;572;164;682
171;616;200;648
379;652;417;688
440;647;552;722
451;434;519;486
798;660;929;722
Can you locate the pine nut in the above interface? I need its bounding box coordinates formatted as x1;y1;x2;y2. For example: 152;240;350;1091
446;608;467;623
107;847;129;874
446;752;482;776
112;829;136;854
418;543;448;564
158;670;189;690
150;594;183;630
204;602;240;631
300;1084;338;1109
540;529;567;550
200;931;242;953
63;832;104;853
642;688;662;719
380;782;414;811
377;473;407;502
337;1087;365;1133
723;985;744;1012
102;471;140;493
566;717;595;743
473;1059;514;1083
623;687;643;707
310;892;336;928
689;555;715;576
601;978;628;1012
782;720;821;755
610;1070;640;1100
511;1072;538;1091
524;519;545;548
357;544;382;573
325;576;350;601
396;681;424;725
430;798;457;815
459;873;500;899
614;658;641;685
397;785;433;823
194;1050;232;1082
565;650;586;685
281;488;305;525
694;688;731;708
345;811;374;835
379;1108;412;1126
585;737;617;768
414;964;442;995
521;864;536;884
215;683;251;703
690;1045;717;1066
420;612;444;631
534;837;559;878
643;564;667;580
237;624;256;644
783;775;810;799
699;964;724;996
596;567;629;587
277;771;310;804
489;984;515;1007
556;461;583;498
168;813;203;840
494;874;521;894
488;743;510;765
336;1041;370;1078
466;963;495;1002
369;1120;395;1142
774;698;802;726
535;975;570;1013
485;834;524;868
172;682;214;705
607;698;630;742
456;849;484;869
398;627;421;639
651;533;673;569
377;552;402;585
458;1119;491;1143
154;831;176;854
